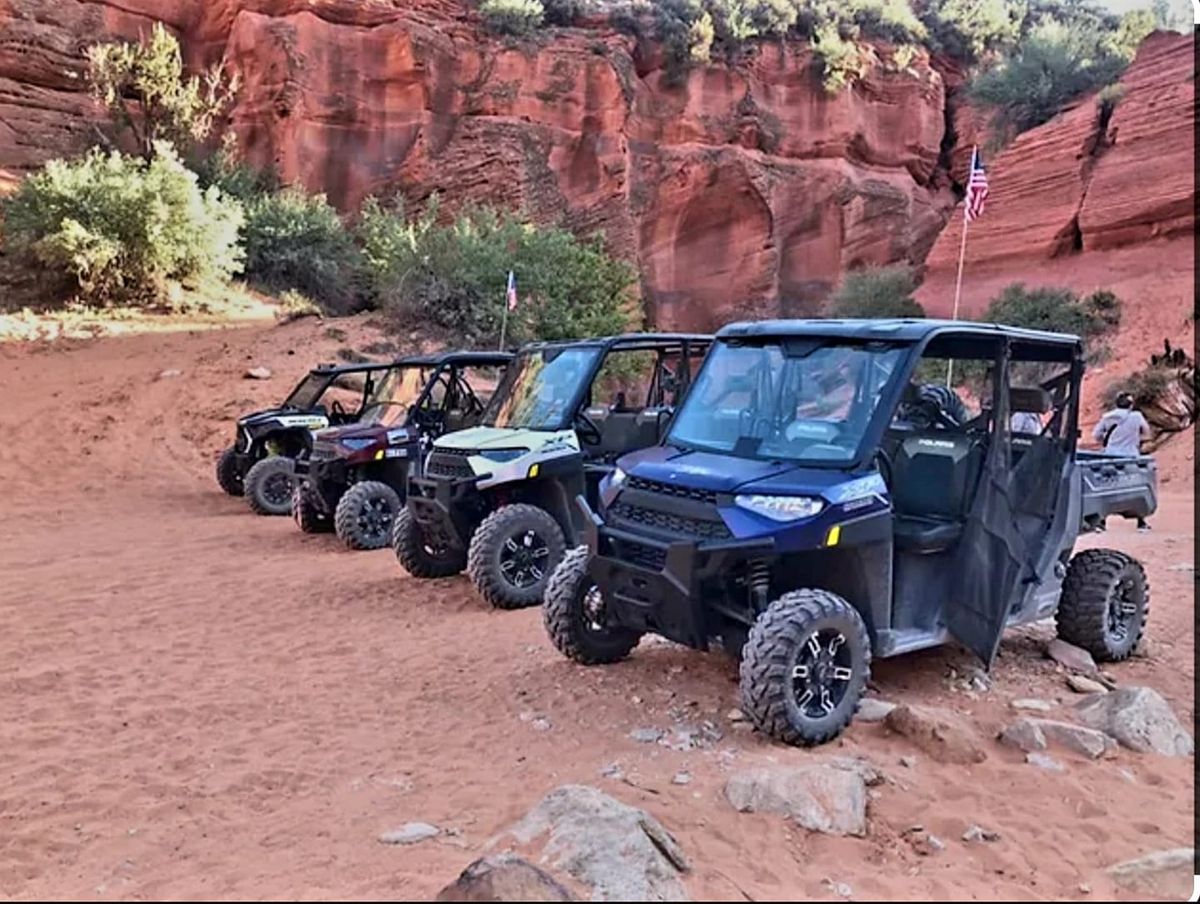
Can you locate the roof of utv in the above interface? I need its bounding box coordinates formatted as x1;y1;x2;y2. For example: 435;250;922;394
718;318;1083;349
312;350;512;373
515;333;712;354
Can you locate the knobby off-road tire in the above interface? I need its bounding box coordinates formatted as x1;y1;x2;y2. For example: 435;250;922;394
244;456;295;516
216;446;244;497
467;504;566;610
393;507;466;578
292;483;332;534
1056;549;1149;662
543;546;642;664
739;589;871;747
334;481;402;550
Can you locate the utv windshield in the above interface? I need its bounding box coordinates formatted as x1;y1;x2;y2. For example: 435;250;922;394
667;340;905;465
484;347;601;431
359;366;435;428
283;372;332;410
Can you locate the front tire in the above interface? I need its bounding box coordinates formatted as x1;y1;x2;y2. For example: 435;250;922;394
393;507;466;577
334;481;402;550
292;483;332;534
244;456;295;516
739;589;871;747
216;446;244;497
467;504;566;610
544;546;642;663
1056;549;1149;662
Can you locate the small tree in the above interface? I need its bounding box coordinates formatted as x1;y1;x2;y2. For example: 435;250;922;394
827;265;925;319
88;23;239;161
479;0;545;35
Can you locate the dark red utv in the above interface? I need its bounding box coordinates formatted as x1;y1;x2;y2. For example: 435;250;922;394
292;351;511;550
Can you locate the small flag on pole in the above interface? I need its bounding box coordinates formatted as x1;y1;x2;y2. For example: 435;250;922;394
506;270;518;311
964;147;989;221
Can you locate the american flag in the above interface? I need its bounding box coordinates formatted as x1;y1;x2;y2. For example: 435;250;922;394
965;146;989;221
506;270;518;311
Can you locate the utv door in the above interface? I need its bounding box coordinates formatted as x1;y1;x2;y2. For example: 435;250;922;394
945;341;1079;665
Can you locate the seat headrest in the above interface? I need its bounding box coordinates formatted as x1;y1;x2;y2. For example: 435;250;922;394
1010;387;1050;414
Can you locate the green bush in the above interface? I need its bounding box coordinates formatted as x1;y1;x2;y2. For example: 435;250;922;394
1;143;243;306
968;19;1129;139
980;283;1121;354
920;0;1024;62
359;199;638;346
479;0;545;35
827;265;925;319
543;0;588;26
190;135;278;203
242;188;363;314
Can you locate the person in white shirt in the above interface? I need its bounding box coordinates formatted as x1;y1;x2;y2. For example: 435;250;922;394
1092;392;1153;531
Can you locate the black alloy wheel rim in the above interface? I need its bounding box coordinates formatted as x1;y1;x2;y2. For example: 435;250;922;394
790;628;854;719
1107;578;1140;643
357;497;394;542
499;529;550;589
263;472;293;508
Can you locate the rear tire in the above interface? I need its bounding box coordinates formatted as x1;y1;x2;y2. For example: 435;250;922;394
393;507;466;577
544;546;642;664
292;483;332;534
468;504;566;610
739;589;871;747
334;481;402;550
1056;549;1148;662
244;456;295;516
216;446;243;497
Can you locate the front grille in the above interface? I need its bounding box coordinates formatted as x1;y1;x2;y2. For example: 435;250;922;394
310;440;339;461
627;476;717;505
615;538;667;571
426;448;476;479
609;502;731;541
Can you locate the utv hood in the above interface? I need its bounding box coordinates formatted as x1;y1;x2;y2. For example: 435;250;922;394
620;445;864;498
239;407;328;430
435;425;563;452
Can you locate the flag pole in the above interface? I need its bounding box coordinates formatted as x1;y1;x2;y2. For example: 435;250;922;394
946;146;976;388
499;273;509;351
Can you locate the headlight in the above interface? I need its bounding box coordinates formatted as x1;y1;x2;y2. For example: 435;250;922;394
735;494;825;522
609;466;628;491
479;448;527;463
339;437;376;451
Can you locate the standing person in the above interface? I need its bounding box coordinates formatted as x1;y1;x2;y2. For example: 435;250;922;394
1092;392;1153;531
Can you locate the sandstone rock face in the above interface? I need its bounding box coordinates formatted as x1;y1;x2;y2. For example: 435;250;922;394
918;31;1195;325
0;0;952;327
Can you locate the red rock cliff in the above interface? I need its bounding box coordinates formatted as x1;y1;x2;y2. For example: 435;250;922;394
0;0;955;328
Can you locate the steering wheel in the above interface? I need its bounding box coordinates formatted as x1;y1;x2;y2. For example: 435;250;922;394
575;411;603;446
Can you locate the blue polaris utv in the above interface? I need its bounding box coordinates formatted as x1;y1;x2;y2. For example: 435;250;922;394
543;319;1158;747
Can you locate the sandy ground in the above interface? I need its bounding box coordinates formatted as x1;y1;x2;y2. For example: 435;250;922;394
0;319;1194;901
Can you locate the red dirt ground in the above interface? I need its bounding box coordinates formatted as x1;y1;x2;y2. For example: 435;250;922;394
0;318;1193;901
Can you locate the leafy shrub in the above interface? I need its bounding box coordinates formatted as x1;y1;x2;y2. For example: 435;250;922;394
190;134;278;203
2;144;243;306
274;289;323;323
980;283;1121;355
359;198;638;346
827;265;925;319
543;0;589;26
242;188;363;314
479;0;545;35
968;18;1131;140
88;23;238;162
919;0;1024;62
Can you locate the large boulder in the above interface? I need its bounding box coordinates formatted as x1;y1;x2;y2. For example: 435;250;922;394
884;704;988;765
1075;687;1194;757
499;785;689;902
436;854;577;902
1107;848;1195;899
724;760;876;837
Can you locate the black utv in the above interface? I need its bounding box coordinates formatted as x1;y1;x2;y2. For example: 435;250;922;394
545;319;1158;747
216;362;404;516
292;352;511;550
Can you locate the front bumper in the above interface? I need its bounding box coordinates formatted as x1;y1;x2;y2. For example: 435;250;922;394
407;473;482;550
581;496;773;650
304;456;350;513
